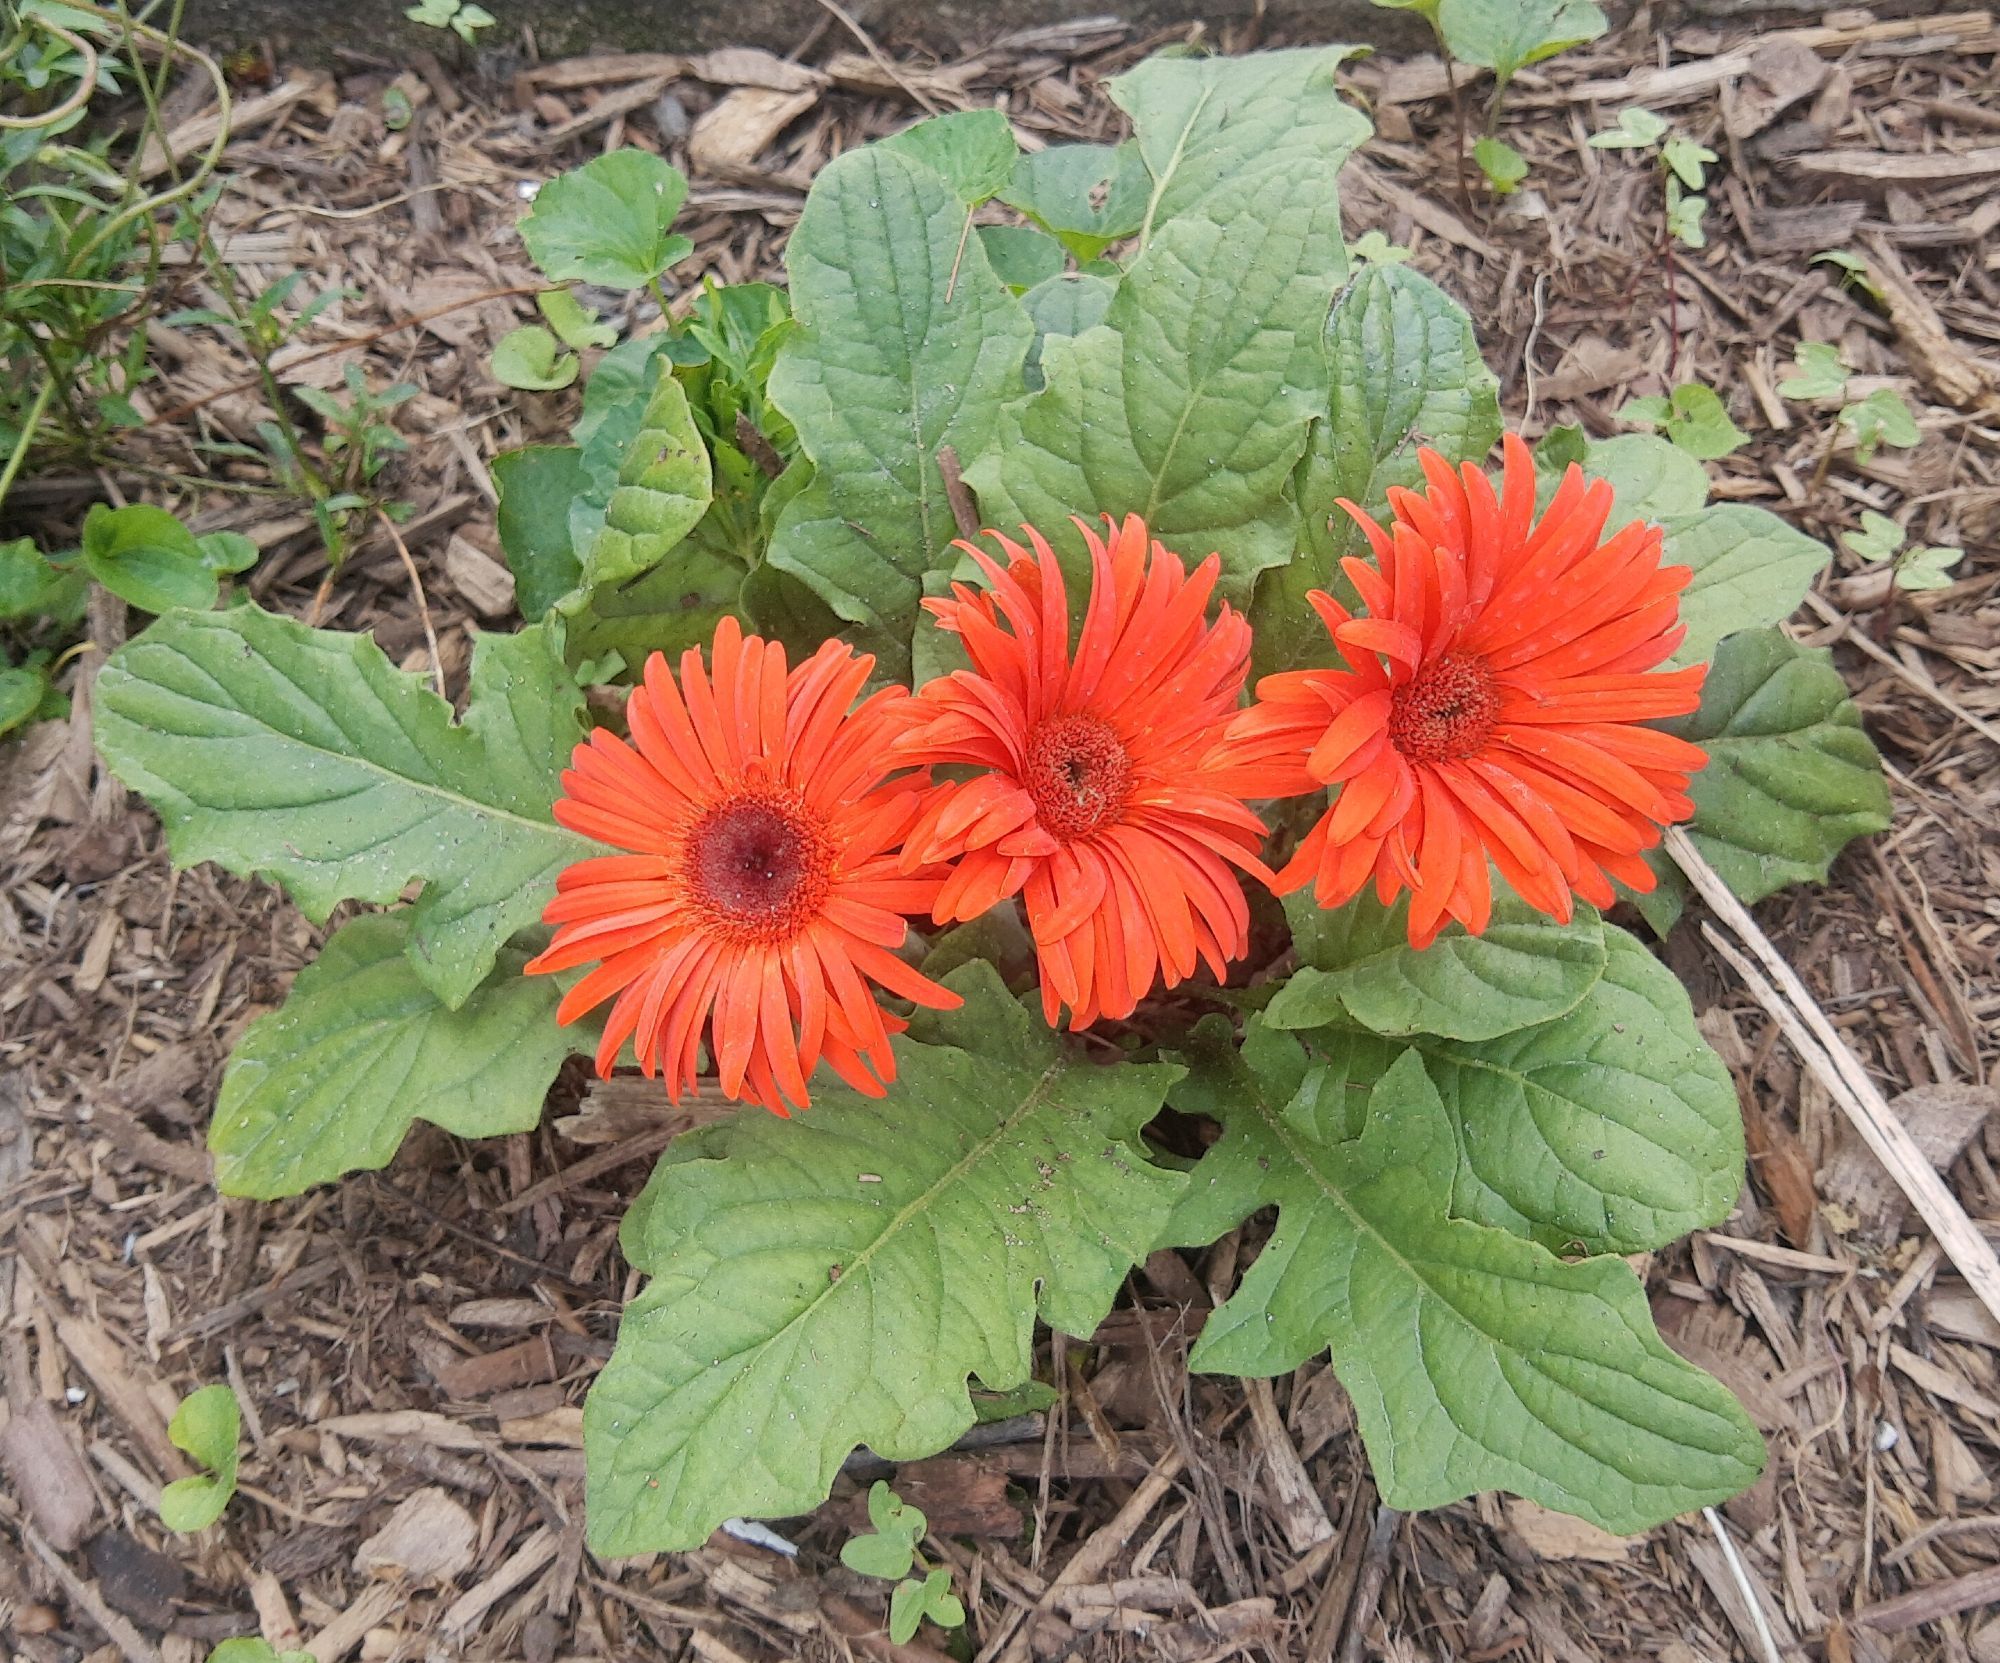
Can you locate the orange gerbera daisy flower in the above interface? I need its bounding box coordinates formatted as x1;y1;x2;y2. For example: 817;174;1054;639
895;516;1272;1028
1223;434;1708;948
527;618;959;1117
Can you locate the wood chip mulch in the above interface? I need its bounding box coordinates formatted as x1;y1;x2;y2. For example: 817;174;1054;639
1;7;1996;1661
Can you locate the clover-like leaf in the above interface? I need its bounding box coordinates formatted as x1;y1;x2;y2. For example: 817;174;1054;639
1637;627;1890;933
841;1481;924;1579
583;964;1185;1555
567;357;714;590
490;324;579;391
493;444;588;619
1661;134;1717;191
1620;383;1749;461
1165;1026;1765;1533
1897;544;1963;591
210;913;576;1198
1438;0;1608;87
208;1643;315;1663
881;108;1019;206
159;1385;240;1533
762;145;1031;680
1272;889;1606;1042
519;149;692;290
1779;340;1848;402
1841;387;1919;461
1589;106;1667;149
93;606;593;1008
1845;509;1904;564
1299;925;1743;1252
82;503;217;615
1264;262;1499;675
998;143;1150;262
890;1569;964;1644
1659;503;1831;669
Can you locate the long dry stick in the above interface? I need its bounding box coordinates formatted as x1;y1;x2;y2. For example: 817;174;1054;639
1667;827;2000;1329
377;508;445;701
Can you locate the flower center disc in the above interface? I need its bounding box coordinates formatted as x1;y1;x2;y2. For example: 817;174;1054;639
1024;713;1132;842
1389;652;1500;765
687;794;832;941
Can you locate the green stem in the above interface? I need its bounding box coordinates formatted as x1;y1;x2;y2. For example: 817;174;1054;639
0;381;59;513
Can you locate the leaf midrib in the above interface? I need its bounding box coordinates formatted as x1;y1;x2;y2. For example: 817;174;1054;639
1250;1088;1665;1405
116;636;596;851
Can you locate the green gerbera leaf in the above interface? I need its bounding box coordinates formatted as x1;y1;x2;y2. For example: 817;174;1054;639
977;224;1067;294
998;142;1150;262
1439;0;1609;87
568;359;714;591
1573;432;1709;526
1272;889;1606;1042
1636;628;1890;933
1299;926;1743;1252
880;108;1019;206
1262;263;1500;676
210;914;576;1198
159;1385;240;1532
519;149;693;291
1166;1025;1765;1533
763;146;1031;680
93;606;594;1008
1018;270;1113;392
583;964;1185;1555
966;151;1346;611
1107;46;1370;237
493;444;588;618
562;543;750;670
1659;504;1831;669
82;503;217;615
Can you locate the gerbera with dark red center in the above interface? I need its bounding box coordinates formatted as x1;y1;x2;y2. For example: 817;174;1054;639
527;618;959;1117
895;515;1273;1028
1222;434;1708;948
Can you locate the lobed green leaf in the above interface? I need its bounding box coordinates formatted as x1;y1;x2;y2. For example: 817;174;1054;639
1166;1026;1764;1533
1298;927;1744;1252
583;965;1184;1555
1637;628;1890;933
93;605;594;1007
210;913;577;1198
